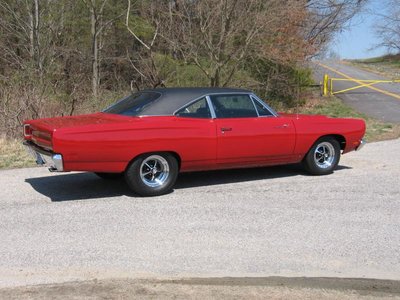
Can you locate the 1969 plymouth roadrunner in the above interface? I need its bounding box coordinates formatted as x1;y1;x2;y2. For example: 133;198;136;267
23;87;366;196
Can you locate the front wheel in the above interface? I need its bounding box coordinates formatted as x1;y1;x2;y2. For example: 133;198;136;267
125;153;179;196
303;137;341;175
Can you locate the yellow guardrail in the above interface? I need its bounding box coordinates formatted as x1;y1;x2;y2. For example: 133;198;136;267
322;74;400;96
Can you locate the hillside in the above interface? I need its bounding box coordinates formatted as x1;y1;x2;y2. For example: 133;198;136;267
347;54;400;78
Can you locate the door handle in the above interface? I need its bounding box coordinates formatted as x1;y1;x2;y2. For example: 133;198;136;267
274;124;289;129
221;127;232;132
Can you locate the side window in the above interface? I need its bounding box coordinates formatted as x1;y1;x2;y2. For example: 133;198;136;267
210;94;258;118
253;98;273;116
175;97;211;119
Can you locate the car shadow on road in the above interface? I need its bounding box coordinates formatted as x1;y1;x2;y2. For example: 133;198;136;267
175;164;351;189
176;164;301;189
25;164;352;202
25;173;135;202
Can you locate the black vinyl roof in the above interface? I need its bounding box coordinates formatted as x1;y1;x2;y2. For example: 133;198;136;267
139;87;251;116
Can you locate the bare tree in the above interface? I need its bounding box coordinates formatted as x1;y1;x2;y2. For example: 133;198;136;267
83;0;107;98
83;0;122;97
305;0;367;55
153;0;286;87
373;0;400;53
0;0;43;72
125;0;173;89
0;0;369;138
0;0;69;75
150;0;367;87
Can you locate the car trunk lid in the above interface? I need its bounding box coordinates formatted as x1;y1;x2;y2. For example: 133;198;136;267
24;113;138;151
29;113;137;131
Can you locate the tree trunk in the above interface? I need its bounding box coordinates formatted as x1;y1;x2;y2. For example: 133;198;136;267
211;68;220;87
28;2;34;59
27;0;42;74
33;0;42;73
91;4;99;98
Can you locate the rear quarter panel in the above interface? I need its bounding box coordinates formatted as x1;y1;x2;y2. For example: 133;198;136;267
52;116;217;173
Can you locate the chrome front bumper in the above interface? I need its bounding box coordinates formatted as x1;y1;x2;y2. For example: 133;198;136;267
355;139;366;151
23;141;64;172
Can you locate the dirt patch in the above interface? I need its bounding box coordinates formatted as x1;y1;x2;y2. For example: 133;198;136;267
0;277;399;299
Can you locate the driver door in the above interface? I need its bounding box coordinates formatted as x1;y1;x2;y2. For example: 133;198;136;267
210;94;296;166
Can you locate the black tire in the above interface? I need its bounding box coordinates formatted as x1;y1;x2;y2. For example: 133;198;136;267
94;172;123;180
303;137;341;175
125;152;179;197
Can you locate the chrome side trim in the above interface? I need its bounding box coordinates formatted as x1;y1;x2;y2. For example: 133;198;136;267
355;139;366;151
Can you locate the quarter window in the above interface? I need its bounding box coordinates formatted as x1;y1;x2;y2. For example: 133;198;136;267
210;94;258;118
253;98;274;116
175;97;211;119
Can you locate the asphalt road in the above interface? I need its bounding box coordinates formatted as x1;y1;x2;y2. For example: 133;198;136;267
312;61;400;123
0;139;399;288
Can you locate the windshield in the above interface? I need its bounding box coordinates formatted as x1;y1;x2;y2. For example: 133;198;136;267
103;92;162;116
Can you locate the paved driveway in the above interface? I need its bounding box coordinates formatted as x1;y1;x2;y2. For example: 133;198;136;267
0;139;399;287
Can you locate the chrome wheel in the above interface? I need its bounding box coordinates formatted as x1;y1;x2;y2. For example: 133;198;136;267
314;142;335;169
139;155;170;188
303;137;340;175
125;152;179;196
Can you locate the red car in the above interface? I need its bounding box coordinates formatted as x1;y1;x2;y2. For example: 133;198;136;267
23;88;366;196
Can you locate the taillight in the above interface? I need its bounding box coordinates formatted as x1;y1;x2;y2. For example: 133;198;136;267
31;130;53;150
23;124;32;137
33;131;52;140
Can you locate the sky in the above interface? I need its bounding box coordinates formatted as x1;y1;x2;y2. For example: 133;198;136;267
331;0;388;59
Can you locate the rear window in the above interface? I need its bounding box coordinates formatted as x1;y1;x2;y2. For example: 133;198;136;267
103;92;161;116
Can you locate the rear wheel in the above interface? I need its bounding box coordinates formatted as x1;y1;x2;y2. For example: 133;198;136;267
303;137;341;175
94;172;123;180
125;153;179;196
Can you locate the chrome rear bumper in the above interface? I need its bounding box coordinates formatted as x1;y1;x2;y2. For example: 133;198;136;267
23;141;64;172
355;139;366;151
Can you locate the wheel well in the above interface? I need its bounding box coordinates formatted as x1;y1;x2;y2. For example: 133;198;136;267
320;134;346;150
168;151;182;170
126;151;182;171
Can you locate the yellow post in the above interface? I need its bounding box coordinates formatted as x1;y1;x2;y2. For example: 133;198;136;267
323;74;329;96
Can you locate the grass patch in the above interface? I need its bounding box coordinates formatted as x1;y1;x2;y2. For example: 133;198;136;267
0;137;36;169
350;54;400;65
291;95;400;142
345;54;400;78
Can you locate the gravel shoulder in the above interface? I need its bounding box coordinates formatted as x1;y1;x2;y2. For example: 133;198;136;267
1;277;400;299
